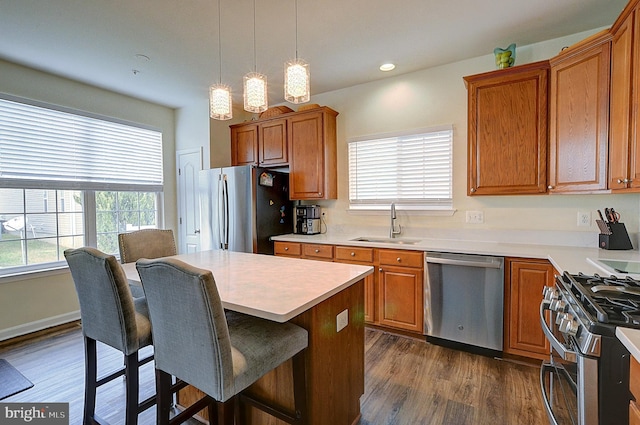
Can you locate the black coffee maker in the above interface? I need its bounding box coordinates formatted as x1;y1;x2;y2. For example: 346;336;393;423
295;205;321;235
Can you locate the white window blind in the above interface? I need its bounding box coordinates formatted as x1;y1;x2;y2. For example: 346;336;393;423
0;95;163;191
348;126;453;210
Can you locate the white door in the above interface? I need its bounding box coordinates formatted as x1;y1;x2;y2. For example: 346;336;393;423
177;148;202;253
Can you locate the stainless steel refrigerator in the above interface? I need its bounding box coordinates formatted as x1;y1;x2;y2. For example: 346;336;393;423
199;165;293;254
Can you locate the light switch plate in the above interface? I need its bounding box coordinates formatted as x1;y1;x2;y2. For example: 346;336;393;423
337;309;348;332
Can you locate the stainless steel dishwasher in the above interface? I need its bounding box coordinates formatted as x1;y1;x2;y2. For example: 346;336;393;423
424;252;504;353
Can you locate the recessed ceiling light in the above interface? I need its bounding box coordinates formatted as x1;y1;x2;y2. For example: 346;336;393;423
379;63;395;72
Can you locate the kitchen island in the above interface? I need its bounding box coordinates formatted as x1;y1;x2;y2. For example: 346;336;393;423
123;250;373;425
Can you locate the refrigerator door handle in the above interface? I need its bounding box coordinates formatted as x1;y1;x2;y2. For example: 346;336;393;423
217;174;224;249
222;174;230;250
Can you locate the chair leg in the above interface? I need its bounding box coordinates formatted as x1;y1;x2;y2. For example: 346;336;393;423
83;337;98;425
156;370;172;425
215;398;235;425
292;350;308;425
123;353;140;425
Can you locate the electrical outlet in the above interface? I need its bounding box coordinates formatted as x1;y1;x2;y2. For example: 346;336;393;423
577;211;591;227
466;210;484;224
336;309;348;332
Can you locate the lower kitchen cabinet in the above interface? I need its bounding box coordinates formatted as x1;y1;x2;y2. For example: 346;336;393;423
630;356;640;425
274;241;301;257
504;257;554;360
377;250;424;333
335;246;375;323
276;242;424;334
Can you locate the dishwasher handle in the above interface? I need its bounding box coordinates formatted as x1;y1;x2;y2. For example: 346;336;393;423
425;255;502;269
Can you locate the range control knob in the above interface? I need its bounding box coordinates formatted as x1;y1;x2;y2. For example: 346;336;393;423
550;299;567;312
555;312;567;325
558;314;579;336
543;286;559;302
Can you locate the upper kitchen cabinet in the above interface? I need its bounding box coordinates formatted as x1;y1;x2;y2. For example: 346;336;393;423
230;118;288;167
288;107;338;200
230;123;258;166
464;61;549;195
548;30;611;193
230;106;338;200
610;0;640;192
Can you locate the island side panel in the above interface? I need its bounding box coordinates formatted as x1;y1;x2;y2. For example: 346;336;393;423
246;278;365;425
177;278;365;425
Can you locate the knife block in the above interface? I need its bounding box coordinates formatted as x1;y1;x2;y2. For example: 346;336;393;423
599;222;633;250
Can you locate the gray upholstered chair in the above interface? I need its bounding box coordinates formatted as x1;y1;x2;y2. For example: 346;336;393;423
118;229;177;298
64;247;155;425
136;257;309;425
118;229;177;264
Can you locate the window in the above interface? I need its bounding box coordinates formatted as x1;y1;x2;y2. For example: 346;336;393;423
0;94;163;276
348;125;453;210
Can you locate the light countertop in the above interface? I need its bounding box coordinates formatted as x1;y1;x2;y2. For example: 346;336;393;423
271;233;640;278
123;249;373;323
616;328;640;362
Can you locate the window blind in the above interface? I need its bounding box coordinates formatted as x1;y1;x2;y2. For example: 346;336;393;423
348;126;453;209
0;95;163;191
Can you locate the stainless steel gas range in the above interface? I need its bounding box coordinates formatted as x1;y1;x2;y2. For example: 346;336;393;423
540;272;635;425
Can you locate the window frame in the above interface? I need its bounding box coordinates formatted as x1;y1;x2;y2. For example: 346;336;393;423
347;125;454;213
0;94;165;278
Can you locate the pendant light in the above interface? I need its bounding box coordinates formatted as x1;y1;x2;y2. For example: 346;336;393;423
243;0;268;113
284;0;310;104
210;0;232;120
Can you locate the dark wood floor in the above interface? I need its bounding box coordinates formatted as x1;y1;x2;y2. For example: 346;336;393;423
0;325;546;425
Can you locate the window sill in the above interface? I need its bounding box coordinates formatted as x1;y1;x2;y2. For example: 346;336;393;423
0;265;70;284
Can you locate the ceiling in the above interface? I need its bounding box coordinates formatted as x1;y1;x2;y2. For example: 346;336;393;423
0;0;628;110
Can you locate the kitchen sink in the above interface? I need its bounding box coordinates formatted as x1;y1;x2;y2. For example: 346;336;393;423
350;236;422;245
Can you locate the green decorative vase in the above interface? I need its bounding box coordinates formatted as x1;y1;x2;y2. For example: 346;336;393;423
494;44;516;69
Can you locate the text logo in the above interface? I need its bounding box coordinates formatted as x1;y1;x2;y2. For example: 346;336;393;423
0;403;68;425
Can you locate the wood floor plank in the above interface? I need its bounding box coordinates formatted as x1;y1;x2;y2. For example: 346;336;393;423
0;326;546;425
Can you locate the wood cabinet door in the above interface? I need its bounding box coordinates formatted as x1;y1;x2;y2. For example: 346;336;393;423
465;61;549;195
377;265;423;333
230;124;258;166
288;111;326;199
335;246;376;323
610;11;635;190
549;32;611;192
258;118;288;166
505;258;553;359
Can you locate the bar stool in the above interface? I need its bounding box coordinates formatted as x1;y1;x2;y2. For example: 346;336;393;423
64;247;155;425
118;229;177;297
118;229;177;264
135;257;308;425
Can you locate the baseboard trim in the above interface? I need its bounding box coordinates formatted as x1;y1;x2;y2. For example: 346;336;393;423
0;311;81;342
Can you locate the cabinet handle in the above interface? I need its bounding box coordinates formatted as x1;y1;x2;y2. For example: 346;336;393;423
318;192;322;196
350;252;356;256
379;268;383;272
284;247;289;251
547;185;554;190
396;257;402;263
470;188;476;193
617;178;632;184
315;249;320;253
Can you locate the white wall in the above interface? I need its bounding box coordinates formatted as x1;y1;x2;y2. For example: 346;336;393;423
210;28;640;246
0;59;177;338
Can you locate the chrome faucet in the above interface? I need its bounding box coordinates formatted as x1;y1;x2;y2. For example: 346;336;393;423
389;203;402;238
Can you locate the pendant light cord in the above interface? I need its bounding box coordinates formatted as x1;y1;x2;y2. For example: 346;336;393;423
217;0;222;84
253;0;257;72
295;0;299;59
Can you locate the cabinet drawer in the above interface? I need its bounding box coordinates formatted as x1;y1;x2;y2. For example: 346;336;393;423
632;356;640;400
274;242;301;256
335;246;374;263
631;401;640;425
303;243;333;260
379;249;423;268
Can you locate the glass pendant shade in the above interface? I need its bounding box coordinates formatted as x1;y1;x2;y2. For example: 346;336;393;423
243;72;268;113
209;84;233;120
284;58;310;104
